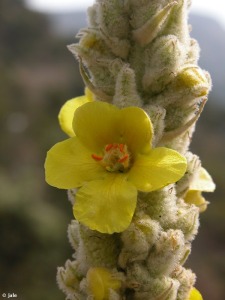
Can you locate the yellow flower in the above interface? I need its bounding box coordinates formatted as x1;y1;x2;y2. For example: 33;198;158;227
86;267;122;300
58;88;94;137
184;167;215;212
187;288;203;300
45;101;187;233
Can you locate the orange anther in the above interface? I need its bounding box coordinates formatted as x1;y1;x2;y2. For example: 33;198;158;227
119;144;124;152
105;144;113;152
118;154;129;163
92;154;103;161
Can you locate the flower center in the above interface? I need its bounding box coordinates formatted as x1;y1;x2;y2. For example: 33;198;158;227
92;143;131;172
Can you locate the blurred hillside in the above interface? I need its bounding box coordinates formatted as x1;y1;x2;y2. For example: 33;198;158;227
0;1;83;299
0;1;224;300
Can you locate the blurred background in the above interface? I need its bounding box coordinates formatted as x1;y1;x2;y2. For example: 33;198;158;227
0;0;224;299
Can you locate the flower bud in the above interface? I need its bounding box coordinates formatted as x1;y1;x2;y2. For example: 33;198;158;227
147;229;185;276
56;260;82;298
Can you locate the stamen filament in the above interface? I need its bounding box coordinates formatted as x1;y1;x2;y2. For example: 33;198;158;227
119;144;124;152
105;144;113;152
92;154;103;161
118;154;129;163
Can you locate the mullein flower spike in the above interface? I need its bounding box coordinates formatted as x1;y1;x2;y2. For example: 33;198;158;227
45;0;215;298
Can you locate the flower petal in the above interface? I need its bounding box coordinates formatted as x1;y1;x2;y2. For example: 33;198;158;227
45;137;106;189
128;147;187;192
87;267;121;300
118;106;153;155
184;190;208;212
190;167;215;192
187;288;203;300
73;101;120;152
73;175;137;234
58;89;93;137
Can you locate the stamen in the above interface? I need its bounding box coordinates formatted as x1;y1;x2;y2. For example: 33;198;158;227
105;144;113;152
118;154;129;163
92;154;103;161
93;143;130;172
119;144;124;152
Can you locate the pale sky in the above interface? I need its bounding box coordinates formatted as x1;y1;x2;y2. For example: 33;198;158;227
26;0;225;29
